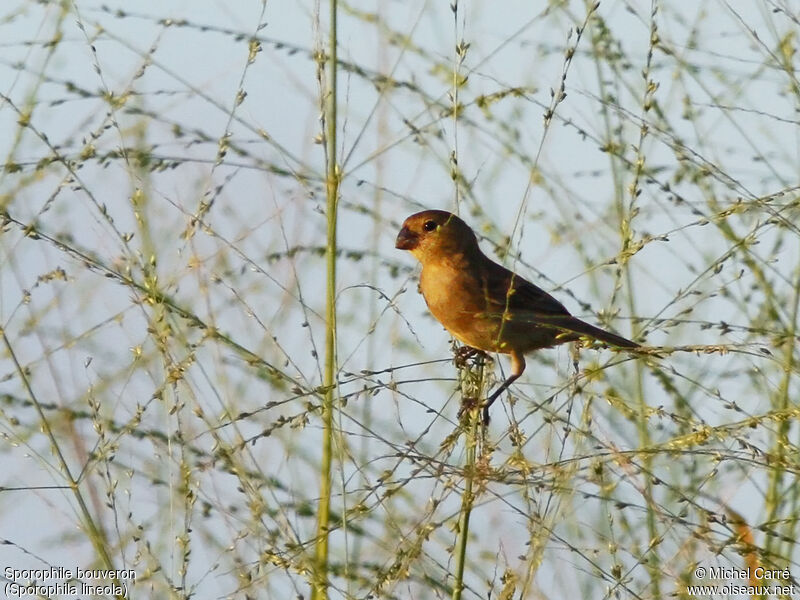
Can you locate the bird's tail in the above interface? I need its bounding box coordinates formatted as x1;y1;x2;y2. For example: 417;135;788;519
559;317;639;349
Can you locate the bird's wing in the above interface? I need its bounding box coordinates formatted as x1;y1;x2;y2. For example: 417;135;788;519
481;258;571;317
481;256;638;348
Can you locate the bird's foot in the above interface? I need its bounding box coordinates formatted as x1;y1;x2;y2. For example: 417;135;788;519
453;346;487;369
458;396;493;426
457;396;481;421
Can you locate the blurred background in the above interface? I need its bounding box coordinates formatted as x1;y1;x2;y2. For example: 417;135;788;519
1;1;799;598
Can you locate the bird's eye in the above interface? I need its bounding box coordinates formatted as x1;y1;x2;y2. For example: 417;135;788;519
422;220;438;232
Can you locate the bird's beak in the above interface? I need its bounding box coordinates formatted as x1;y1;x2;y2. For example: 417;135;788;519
395;226;419;250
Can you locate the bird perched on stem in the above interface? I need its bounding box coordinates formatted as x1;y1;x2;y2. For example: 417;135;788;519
395;209;639;423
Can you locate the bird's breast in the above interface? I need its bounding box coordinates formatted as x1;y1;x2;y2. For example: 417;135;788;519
419;261;507;352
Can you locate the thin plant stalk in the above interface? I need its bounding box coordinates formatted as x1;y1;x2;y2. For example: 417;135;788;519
2;330;123;599
312;0;339;597
451;413;479;600
764;248;800;562
452;355;486;600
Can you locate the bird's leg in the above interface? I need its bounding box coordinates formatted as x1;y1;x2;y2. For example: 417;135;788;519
482;351;526;425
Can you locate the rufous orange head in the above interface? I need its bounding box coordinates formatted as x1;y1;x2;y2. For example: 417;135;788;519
395;210;478;263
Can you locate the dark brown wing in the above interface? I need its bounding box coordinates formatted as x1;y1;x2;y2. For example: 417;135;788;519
481;255;638;348
480;255;570;316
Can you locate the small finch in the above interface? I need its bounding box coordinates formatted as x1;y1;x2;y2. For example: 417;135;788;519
395;209;639;422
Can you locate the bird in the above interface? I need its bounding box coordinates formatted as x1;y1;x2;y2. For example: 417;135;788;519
395;209;639;423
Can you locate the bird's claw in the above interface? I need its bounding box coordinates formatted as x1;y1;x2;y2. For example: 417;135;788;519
457;396;480;420
453;346;487;369
457;395;493;426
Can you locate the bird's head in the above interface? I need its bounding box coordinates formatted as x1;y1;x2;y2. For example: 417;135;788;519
395;210;478;263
